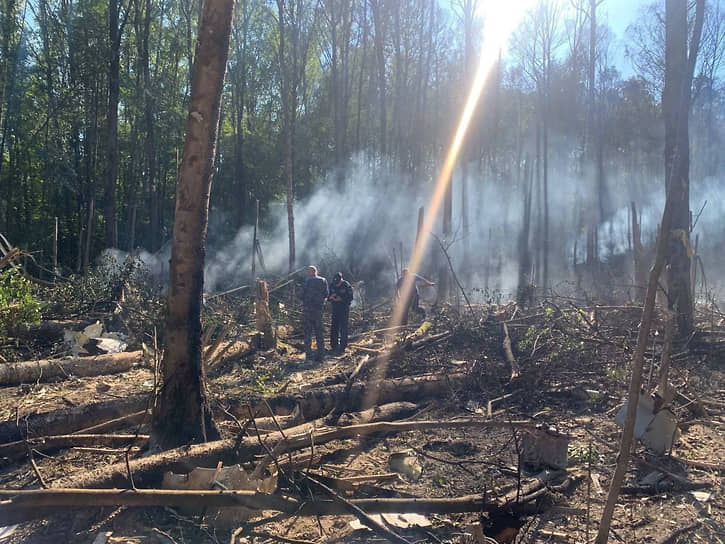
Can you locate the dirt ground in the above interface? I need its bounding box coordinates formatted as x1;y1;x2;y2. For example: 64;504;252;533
0;295;724;544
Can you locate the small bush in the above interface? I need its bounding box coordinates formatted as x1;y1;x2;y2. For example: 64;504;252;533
44;255;144;317
0;267;43;333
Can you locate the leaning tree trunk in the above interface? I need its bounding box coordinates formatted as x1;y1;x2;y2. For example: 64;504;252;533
595;2;705;541
151;0;235;450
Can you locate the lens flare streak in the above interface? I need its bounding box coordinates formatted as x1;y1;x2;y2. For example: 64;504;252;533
363;2;533;406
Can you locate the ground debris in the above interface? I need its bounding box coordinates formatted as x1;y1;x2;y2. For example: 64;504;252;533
0;297;723;543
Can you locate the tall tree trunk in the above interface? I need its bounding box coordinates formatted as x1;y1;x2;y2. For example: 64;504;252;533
517;156;533;307
0;0;18;144
276;0;296;281
231;0;251;229
370;0;386;157
438;174;452;302
460;0;475;277
104;0;123;249
142;0;159;252
663;0;704;337
151;0;235;450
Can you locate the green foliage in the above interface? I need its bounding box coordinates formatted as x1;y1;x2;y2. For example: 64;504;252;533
568;444;601;465
518;324;543;353
0;268;43;333
606;365;627;382
44;256;157;318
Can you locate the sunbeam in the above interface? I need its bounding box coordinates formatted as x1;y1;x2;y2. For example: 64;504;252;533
363;0;536;407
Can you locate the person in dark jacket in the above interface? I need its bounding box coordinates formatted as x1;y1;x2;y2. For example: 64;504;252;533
301;265;328;361
328;272;353;354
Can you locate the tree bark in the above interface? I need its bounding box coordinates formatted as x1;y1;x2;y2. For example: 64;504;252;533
151;0;235;449
662;0;704;337
104;0;124;248
0;394;150;444
0;351;144;386
255;279;276;349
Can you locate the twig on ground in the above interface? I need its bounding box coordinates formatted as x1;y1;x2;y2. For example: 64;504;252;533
303;474;413;544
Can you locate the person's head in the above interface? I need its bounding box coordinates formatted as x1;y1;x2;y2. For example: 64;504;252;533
307;265;317;277
333;272;343;285
401;268;409;277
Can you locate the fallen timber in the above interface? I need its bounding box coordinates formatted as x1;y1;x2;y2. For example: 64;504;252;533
224;369;468;420
0;433;149;462
0;394;151;444
0;403;417;464
0;469;569;527
1;371;470;444
0;350;145;386
51;418;537;490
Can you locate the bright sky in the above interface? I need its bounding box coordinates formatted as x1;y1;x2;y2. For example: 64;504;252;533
477;0;646;77
601;0;644;76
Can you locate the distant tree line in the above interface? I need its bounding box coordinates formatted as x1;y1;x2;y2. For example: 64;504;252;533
0;0;722;290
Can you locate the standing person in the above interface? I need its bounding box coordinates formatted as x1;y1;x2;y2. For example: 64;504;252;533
301;265;328;361
328;272;353;354
396;268;435;324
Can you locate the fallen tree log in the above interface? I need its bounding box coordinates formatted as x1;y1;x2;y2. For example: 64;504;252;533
0;433;149;462
0;394;150;444
0;351;145;386
73;410;149;434
227;370;468;421
0;371;469;445
51;418;536;490
5;319;95;344
0;404;414;463
0;470;560;526
0;370;470;446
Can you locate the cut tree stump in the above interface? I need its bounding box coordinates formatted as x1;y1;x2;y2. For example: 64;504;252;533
255;279;276;349
0;351;145;386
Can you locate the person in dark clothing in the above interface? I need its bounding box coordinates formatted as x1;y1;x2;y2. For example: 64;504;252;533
328;272;353;354
301;265;328;361
395;268;435;324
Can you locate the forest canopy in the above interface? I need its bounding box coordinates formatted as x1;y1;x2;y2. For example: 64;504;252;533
0;0;723;299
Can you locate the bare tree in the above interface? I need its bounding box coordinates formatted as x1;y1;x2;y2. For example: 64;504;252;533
276;0;317;281
104;0;130;248
151;0;235;450
595;2;704;538
512;0;565;293
663;0;704;336
321;0;354;184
